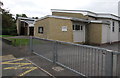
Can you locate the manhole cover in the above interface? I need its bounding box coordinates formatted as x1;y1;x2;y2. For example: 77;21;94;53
52;66;64;72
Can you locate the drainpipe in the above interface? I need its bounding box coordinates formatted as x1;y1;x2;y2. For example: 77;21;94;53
85;21;91;44
28;25;29;36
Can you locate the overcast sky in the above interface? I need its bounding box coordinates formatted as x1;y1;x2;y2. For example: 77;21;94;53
1;0;120;18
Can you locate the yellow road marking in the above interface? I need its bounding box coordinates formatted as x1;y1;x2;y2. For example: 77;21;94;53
2;58;38;76
4;63;32;70
1;58;24;63
1;62;31;65
4;66;37;70
19;67;38;76
0;55;16;61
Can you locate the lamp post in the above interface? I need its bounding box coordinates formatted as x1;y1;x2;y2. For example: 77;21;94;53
118;1;120;17
0;1;2;14
118;1;120;52
0;1;3;7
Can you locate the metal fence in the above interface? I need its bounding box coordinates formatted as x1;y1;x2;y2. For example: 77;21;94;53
30;37;120;76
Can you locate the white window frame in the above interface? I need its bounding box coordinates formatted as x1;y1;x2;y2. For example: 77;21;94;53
112;21;115;32
38;27;44;34
73;24;83;31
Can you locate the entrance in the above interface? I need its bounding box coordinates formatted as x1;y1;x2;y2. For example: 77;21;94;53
29;27;34;36
20;21;28;35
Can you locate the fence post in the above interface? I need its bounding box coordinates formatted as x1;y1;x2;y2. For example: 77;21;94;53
105;50;113;76
53;41;58;64
116;54;120;76
30;36;33;53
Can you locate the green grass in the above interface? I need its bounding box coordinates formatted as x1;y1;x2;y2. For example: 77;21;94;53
8;38;29;46
0;35;15;37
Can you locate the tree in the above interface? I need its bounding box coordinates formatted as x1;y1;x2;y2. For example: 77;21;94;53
2;8;17;35
32;17;38;19
16;14;27;19
22;14;27;17
0;1;3;7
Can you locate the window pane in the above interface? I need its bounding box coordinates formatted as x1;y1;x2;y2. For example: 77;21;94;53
119;22;120;32
112;27;114;32
81;26;83;30
73;25;75;30
112;21;115;32
113;21;115;26
38;27;43;33
75;25;80;30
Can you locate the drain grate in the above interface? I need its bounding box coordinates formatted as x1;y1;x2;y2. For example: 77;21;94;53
52;66;64;72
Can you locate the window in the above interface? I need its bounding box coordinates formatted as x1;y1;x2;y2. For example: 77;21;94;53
73;25;75;30
73;25;80;30
73;24;83;31
112;21;115;32
75;25;80;30
81;26;83;30
38;27;43;34
119;22;120;32
62;26;67;31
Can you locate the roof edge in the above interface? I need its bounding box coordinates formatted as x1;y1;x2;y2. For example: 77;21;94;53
36;15;90;22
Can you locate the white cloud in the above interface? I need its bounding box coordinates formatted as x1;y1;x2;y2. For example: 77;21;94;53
1;0;120;17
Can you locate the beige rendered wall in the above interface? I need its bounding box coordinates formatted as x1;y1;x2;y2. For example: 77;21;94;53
34;17;73;42
16;19;21;35
86;16;96;20
34;18;50;39
48;18;73;42
87;23;102;44
52;12;87;19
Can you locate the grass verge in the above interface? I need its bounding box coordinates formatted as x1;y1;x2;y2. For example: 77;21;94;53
8;38;29;46
0;35;15;37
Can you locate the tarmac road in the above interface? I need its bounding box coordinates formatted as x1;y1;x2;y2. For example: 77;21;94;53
2;57;50;76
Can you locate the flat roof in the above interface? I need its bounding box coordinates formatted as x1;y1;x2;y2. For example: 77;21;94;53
51;9;120;21
36;15;110;24
36;15;90;23
18;17;36;21
18;17;36;27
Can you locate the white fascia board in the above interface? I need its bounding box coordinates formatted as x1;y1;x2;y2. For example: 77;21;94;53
91;20;110;24
20;20;35;27
51;9;120;21
29;24;34;27
52;10;88;15
91;20;103;23
36;15;89;23
51;9;97;17
97;14;119;20
18;17;35;21
49;15;71;20
36;15;71;22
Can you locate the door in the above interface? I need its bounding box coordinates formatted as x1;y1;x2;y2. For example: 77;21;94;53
73;25;85;42
29;27;34;36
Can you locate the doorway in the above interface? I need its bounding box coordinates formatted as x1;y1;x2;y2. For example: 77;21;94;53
29;27;34;36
